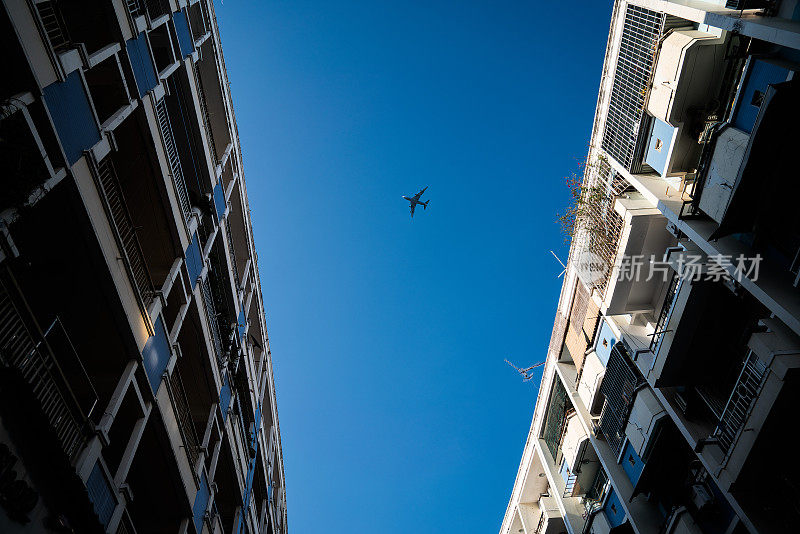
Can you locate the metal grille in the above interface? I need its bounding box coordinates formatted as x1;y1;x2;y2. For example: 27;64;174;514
650;272;680;353
713;350;768;454
125;0;144;19
96;157;155;306
194;64;218;165
144;0;170;20
541;378;571;460
601;5;665;171
598;344;643;457
201;277;224;363
563;468;578;498
167;366;201;470
155;98;192;224
0;279;86;459
35;1;71;53
568;160;630;300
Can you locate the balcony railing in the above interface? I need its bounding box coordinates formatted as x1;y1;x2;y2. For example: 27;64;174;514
563;470;578;498
534;511;547;534
649;272;681;353
167;365;201;472
144;0;170;21
542;378;571;461
225;220;240;290
155;97;193;225
35;1;72;54
598;344;643;457
0;278;94;459
125;0;144;20
201;277;224;363
95;157;155;307
713;350;768;454
583;468;608;517
193;64;218;166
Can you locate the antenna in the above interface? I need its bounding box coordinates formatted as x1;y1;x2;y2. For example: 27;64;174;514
550;250;567;278
505;359;546;382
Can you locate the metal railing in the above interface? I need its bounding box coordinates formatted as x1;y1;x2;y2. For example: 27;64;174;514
167;365;201;472
144;0;170;20
201;277;224;363
35;1;71;54
155;97;193;224
226;220;240;289
542;378;571;460
563;470;578;498
649;272;681;353
193;64;219;166
95;157;155;306
713;350;768;454
582;468;608;517
534;512;547;534
0;278;91;459
125;0;144;19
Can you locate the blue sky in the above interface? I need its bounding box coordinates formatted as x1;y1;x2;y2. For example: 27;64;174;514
215;2;612;532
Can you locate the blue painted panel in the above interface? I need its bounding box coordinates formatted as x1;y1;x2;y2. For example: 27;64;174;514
193;472;210;534
603;488;626;528
174;11;195;57
42;71;101;166
644;118;677;176
219;373;232;421
594;319;617;367
621;441;646;486
558;457;571;483
213;182;226;220
126;32;158;97
237;309;246;342
185;232;204;287
142;317;171;392
733;60;790;134
86;461;115;527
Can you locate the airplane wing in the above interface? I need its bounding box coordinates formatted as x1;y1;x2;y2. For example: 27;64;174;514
413;186;428;200
409;203;416;217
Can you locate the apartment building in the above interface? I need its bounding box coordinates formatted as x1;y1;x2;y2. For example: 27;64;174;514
0;1;286;533
501;2;800;534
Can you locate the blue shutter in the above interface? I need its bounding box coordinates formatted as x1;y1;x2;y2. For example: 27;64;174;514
621;441;646;486
42;71;101;166
213;181;226;220
142;316;171;391
732;60;790;134
86;461;116;527
237;308;246;343
193;472;210;534
603;488;627;528
174;11;195;58
219;372;232;421
126;32;158;97
185;232;204;287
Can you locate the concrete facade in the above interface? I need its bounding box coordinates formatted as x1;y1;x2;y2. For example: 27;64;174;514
0;1;286;533
501;2;800;534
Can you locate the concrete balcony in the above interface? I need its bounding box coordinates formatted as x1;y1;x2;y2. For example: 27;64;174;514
603;194;676;317
645;28;727;178
517;497;565;534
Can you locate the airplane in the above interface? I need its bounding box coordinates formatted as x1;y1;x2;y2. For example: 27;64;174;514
403;186;429;218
